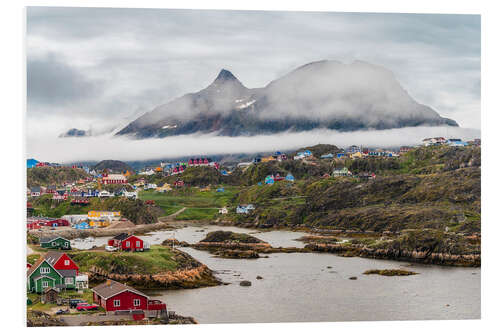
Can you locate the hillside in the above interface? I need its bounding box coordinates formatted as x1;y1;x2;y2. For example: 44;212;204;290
230;146;480;233
93;160;134;173
27;166;89;187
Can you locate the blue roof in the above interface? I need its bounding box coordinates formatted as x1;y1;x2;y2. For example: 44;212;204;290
27;159;39;168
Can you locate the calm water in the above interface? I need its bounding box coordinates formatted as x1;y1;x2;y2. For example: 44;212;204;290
71;225;309;249
73;226;480;323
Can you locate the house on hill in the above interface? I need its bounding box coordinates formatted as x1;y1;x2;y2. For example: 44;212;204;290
320;153;334;159
27;158;39;168
108;233;149;252
236;204;255;214
155;183;172;193
332;167;351;177
30;186;42;197
101;174;128;185
27;251;84;293
40;236;71;250
285;173;295;182
92;279;166;314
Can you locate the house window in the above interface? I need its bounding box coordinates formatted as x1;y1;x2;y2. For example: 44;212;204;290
52;242;56;246
42;281;49;288
65;277;72;284
136;241;140;247
64;260;70;266
64;242;69;248
113;299;120;307
126;241;130;247
40;267;50;274
133;299;141;306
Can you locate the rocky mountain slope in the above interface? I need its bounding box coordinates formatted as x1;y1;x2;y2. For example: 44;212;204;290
117;60;458;138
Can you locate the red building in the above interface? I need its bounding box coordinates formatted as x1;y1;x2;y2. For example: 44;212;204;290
46;251;79;275
101;174;128;185
40;218;70;227
92;280;149;312
108;233;147;251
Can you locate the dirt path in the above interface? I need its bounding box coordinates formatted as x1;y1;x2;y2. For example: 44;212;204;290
164;207;187;220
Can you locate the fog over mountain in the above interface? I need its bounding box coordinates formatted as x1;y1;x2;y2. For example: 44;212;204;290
117;60;458;138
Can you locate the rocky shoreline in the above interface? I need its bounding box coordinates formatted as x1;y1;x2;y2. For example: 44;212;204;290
87;264;221;289
304;243;480;267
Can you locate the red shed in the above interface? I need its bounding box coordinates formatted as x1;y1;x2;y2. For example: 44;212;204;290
108;233;147;252
92;280;149;312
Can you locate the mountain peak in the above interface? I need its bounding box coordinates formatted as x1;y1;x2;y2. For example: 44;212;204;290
214;69;238;83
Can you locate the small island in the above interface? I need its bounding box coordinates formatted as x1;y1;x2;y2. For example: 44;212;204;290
363;269;418;276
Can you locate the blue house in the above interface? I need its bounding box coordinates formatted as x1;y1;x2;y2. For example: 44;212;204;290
265;175;275;185
221;170;229;176
27;158;39;168
73;222;90;229
336;153;345;158
216;187;225;192
285;173;295;182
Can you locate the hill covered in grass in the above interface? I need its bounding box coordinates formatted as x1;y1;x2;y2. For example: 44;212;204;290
27;167;89;187
229;146;481;233
93;160;134;173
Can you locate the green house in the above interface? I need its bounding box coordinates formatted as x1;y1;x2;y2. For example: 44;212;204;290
40;236;71;250
27;252;79;293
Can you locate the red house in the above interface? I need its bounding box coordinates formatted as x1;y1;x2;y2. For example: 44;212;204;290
107;233;148;252
92;280;166;316
92;280;149;312
46;251;79;275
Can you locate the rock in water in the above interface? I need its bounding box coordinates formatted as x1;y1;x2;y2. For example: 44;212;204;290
256;276;263;280
240;280;252;286
349;276;358;280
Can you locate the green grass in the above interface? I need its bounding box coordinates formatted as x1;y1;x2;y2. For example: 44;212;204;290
27;289;103;312
139;186;240;217
70;245;178;275
27;254;41;265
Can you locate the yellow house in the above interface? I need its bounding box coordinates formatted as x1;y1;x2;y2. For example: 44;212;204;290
134;179;145;187
123;170;133;178
351;152;363;159
89;220;110;228
261;156;275;163
88;211;121;218
156;183;172;193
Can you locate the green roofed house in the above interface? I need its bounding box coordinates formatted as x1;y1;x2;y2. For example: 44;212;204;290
27;251;80;293
40;236;71;250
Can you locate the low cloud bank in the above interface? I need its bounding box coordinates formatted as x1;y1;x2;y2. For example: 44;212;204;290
27;126;480;163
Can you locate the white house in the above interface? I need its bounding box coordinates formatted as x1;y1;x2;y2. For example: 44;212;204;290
98;190;114;198
218;207;228;214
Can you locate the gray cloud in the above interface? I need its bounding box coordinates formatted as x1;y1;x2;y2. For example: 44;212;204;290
27;126;480;163
26;7;481;138
27;54;101;107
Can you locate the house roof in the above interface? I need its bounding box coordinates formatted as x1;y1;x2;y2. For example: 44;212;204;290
31;186;41;192
44;251;64;266
27;251;71;279
92;280;148;300
58;269;77;277
40;236;70;244
113;233;130;241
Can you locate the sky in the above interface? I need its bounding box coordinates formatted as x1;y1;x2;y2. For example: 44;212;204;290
26;7;481;162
